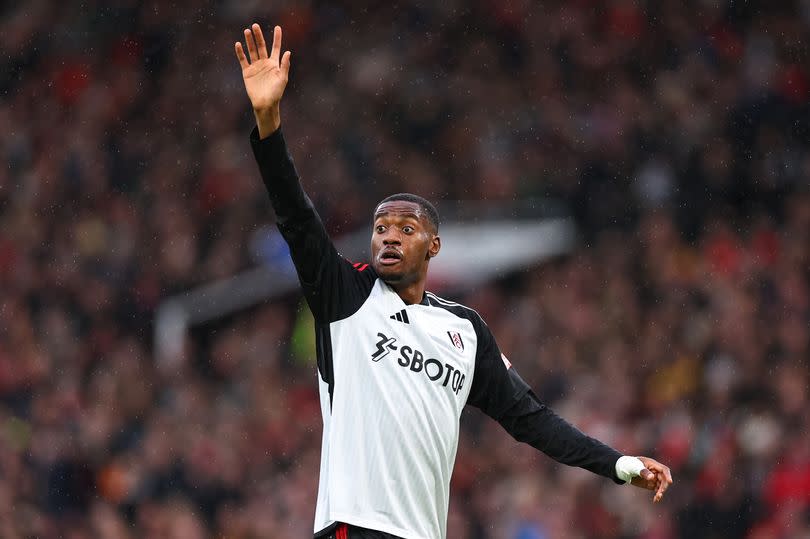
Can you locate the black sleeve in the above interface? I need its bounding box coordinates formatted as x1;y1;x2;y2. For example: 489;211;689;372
466;316;623;483
250;127;376;323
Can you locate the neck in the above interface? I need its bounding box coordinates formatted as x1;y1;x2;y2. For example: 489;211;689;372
392;280;425;305
382;263;430;305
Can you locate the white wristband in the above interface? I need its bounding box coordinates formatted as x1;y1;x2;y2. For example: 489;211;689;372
615;456;646;484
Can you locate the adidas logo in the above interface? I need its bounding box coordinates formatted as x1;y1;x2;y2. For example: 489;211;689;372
389;309;410;324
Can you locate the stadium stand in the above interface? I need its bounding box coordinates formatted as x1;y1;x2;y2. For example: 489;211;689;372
0;1;807;537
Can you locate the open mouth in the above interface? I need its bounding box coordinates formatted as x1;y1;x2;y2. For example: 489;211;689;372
379;249;403;266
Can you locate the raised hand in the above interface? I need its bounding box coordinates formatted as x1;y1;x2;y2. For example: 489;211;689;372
235;24;291;138
630;456;673;503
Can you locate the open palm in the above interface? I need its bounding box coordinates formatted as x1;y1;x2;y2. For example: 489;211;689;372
235;24;291;113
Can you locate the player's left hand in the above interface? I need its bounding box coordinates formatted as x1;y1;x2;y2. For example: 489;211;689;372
630;456;673;502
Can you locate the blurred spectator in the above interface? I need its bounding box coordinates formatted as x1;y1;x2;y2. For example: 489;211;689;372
0;1;808;537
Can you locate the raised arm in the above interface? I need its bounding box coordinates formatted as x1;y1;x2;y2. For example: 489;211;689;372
234;24;377;325
236;24;306;228
236;24;326;283
235;24;291;139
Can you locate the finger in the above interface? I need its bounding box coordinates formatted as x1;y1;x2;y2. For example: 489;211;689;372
654;482;666;502
244;28;258;63
655;475;670;501
646;461;671;478
234;42;249;70
281;50;291;78
252;23;268;59
658;472;671;493
650;466;673;490
640;468;655;482
270;25;282;65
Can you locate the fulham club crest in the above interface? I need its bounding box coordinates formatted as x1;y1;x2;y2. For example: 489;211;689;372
447;331;464;352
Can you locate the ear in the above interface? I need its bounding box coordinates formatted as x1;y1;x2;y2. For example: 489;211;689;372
427;235;441;259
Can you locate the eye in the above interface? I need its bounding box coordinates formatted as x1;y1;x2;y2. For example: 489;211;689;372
376;225;386;233
402;225;414;234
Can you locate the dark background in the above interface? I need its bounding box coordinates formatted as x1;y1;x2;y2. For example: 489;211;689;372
0;1;808;537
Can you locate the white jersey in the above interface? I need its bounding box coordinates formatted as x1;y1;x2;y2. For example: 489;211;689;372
250;128;626;539
314;279;492;538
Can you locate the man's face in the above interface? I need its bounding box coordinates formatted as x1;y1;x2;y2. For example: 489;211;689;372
371;201;440;286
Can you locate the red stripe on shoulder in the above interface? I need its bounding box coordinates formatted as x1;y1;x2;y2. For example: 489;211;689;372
346;259;370;272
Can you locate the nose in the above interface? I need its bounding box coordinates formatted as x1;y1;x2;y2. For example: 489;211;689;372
382;229;401;245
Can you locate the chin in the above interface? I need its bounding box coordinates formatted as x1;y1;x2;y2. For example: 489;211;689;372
377;267;406;283
372;261;407;282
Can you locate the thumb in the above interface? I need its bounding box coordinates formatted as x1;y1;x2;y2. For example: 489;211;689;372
639;468;655;481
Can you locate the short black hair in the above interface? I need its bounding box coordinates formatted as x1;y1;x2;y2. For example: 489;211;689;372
375;193;440;232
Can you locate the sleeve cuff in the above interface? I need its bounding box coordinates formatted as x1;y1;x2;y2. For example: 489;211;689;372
615;456;646;484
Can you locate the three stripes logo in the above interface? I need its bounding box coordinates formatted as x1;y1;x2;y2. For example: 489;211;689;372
389;309;410;324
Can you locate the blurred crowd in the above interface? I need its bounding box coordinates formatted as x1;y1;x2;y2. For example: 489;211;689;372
1;0;809;538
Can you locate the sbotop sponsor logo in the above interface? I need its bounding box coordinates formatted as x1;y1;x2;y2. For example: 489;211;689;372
370;332;466;395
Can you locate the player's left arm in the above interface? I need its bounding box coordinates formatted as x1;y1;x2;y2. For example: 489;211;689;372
466;316;673;502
